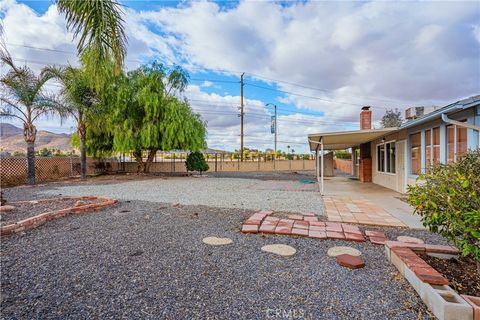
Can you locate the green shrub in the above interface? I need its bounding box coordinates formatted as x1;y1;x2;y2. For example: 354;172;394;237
335;150;352;159
407;148;480;263
185;151;209;174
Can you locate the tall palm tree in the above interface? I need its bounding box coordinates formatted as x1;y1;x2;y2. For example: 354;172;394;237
56;0;128;81
44;66;98;179
0;51;67;185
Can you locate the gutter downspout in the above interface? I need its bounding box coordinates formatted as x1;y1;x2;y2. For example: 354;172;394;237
441;113;480;131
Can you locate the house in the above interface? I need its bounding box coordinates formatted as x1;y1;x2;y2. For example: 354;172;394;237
308;95;480;194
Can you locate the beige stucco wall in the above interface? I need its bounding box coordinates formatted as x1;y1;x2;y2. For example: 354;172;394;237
121;159;317;174
1;157;318;187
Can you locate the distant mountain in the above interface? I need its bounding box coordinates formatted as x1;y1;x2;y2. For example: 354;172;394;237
0;123;23;137
0;123;73;153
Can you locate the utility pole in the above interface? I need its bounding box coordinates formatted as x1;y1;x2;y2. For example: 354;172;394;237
240;72;245;162
266;103;277;160
274;104;277;159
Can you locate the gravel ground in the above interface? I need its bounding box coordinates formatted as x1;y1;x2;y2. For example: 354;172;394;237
34;176;325;216
1;199;446;319
209;171;317;181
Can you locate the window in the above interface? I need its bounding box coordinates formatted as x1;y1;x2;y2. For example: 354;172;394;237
447;123;468;164
447;125;454;163
377;144;385;172
433;127;440;164
386;142;396;173
377;141;395;173
411;133;421;175
425;127;440;168
425;129;431;166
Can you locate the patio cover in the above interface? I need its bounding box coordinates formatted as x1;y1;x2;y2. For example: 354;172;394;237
308;128;399;151
307;127;399;195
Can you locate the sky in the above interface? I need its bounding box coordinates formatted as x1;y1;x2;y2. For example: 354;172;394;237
1;0;479;153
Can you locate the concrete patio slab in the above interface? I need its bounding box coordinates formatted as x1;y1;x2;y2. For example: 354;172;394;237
322;177;423;229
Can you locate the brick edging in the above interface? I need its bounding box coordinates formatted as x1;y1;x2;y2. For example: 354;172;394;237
0;196;117;237
385;240;459;285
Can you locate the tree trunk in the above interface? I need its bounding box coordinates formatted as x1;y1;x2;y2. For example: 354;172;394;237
133;150;145;174
144;149;158;173
78;122;87;179
26;142;35;185
24;123;37;185
80;137;87;179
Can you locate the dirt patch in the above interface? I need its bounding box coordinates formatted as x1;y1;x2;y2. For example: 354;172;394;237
0;198;99;226
420;254;480;297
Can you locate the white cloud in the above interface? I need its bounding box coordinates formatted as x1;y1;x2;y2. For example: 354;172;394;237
200;80;212;88
137;1;479;115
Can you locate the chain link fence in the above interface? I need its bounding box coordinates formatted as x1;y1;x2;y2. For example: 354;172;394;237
0;157;83;187
1;152;321;187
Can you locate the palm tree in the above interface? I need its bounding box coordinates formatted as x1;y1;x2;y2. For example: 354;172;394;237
0;51;67;185
56;0;128;80
44;66;98;179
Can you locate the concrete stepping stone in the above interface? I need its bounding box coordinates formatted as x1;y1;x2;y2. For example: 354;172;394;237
0;205;15;212
202;237;233;246
336;254;365;269
397;235;424;244
327;246;362;257
261;244;296;257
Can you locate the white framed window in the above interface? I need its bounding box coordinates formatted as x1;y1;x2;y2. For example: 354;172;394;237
410;132;421;175
425;127;440;169
447;122;467;164
377;141;396;174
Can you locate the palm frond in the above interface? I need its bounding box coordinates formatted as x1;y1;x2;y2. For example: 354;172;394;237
56;0;127;72
0;97;28;121
1;53;69;124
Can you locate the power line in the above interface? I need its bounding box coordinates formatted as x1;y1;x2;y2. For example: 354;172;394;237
187;98;361;120
189;78;238;84
244;82;388;110
244;72;406;104
5;42;407;106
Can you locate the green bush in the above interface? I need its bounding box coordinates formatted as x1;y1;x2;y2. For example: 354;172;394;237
407;148;480;262
185;151;209;174
335;150;352;159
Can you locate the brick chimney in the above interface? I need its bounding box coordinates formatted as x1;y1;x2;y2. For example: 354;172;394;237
360;106;372;130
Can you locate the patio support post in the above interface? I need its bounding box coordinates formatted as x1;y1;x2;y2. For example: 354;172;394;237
320;138;324;195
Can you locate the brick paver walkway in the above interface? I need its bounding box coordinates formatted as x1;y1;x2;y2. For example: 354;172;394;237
323;196;406;227
241;211;366;242
241;210;459;286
